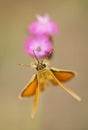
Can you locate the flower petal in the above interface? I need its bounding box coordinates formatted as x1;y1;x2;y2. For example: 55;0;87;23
24;36;53;58
28;14;58;35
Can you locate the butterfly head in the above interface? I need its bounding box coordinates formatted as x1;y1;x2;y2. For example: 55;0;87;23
19;50;49;71
32;50;47;71
35;60;46;71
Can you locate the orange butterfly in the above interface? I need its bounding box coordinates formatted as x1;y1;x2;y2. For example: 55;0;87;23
19;58;81;118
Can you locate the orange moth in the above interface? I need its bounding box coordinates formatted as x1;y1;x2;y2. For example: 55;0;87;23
19;58;81;118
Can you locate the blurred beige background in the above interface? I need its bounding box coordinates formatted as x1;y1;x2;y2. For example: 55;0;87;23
0;0;88;130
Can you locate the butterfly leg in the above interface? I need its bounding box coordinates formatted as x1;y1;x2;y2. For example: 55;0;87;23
48;70;81;102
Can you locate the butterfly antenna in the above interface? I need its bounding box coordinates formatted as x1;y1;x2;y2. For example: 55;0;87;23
33;50;39;63
19;64;30;67
19;63;36;68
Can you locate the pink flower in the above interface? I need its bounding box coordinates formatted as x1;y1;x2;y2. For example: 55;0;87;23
24;35;53;58
28;14;58;35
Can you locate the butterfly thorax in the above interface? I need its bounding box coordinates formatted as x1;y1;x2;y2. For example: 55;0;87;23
37;67;50;90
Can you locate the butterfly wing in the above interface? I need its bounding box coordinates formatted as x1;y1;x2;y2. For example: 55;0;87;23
47;69;81;101
20;74;38;97
31;72;40;118
50;68;75;84
31;71;47;118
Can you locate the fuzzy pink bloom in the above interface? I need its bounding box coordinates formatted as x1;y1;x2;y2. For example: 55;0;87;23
24;36;53;58
28;14;58;35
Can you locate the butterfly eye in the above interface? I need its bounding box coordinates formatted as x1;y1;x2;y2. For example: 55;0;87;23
43;64;46;68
